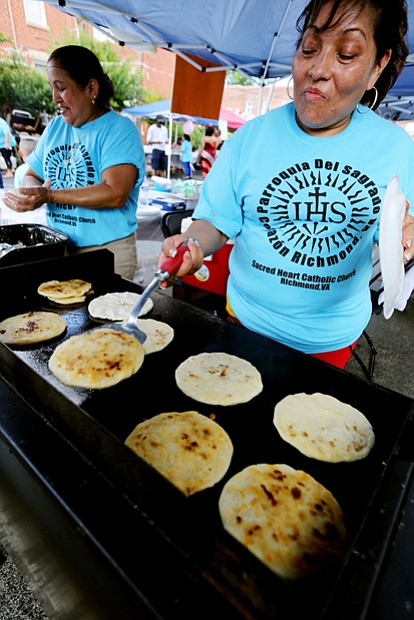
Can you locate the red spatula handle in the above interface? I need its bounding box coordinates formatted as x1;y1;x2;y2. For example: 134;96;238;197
159;241;189;276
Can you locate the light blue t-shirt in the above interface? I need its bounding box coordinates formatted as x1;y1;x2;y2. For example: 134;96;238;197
28;111;145;246
0;117;13;149
180;139;192;163
194;102;414;353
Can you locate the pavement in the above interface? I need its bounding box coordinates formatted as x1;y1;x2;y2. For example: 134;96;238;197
0;170;413;618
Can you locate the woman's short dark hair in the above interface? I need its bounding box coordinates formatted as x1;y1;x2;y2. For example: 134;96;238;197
296;0;409;108
48;45;115;108
205;126;215;136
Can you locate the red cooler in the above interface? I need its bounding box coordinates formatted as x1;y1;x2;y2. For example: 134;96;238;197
182;240;234;296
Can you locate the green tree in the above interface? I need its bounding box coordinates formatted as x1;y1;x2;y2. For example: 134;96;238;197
0;32;11;44
0;51;55;119
225;70;255;86
0;29;160;122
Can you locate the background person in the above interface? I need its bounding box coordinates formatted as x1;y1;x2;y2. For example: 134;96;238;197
0;116;15;178
214;127;223;151
160;0;414;369
198;126;217;178
179;133;193;179
147;115;168;177
3;45;145;280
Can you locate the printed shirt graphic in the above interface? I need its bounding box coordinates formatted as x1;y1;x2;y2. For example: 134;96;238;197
27;111;145;246
194;103;414;353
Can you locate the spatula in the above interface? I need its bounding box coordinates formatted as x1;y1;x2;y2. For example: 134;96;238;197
93;241;189;344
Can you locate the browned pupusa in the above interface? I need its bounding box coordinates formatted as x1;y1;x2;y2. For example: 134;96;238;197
219;463;346;579
0;311;66;345
125;411;233;495
49;327;144;389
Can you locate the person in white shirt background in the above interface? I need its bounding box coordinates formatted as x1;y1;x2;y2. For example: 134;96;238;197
146;115;169;177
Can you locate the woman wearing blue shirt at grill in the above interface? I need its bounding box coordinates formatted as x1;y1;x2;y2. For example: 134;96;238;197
159;0;414;368
3;45;145;280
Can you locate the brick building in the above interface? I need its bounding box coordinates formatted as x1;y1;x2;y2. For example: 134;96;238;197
0;0;173;92
0;0;138;66
1;0;88;66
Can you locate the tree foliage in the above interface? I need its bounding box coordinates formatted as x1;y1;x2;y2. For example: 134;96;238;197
0;50;55;119
226;70;254;86
0;32;11;44
0;28;152;120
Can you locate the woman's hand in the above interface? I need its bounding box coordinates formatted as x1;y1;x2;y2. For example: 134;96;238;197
158;235;204;287
403;200;414;264
3;181;51;212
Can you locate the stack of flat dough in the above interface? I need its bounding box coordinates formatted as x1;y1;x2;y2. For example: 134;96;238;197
0;311;66;345
125;410;233;496
49;327;145;389
273;393;375;462
175;352;263;406
38;279;92;305
219;463;346;579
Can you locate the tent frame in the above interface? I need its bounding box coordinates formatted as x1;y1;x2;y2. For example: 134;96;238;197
123;99;245;179
51;0;296;116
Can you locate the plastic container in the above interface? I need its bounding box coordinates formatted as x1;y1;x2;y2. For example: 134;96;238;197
0;224;68;267
183;241;234;296
152;196;186;211
152;176;172;193
138;177;150;207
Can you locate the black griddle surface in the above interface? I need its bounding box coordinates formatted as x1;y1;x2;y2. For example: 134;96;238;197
0;249;412;619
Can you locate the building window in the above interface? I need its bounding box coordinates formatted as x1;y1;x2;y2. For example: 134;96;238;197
24;0;47;28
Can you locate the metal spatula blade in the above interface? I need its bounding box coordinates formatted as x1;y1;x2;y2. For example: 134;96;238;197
94;242;189;344
0;243;14;258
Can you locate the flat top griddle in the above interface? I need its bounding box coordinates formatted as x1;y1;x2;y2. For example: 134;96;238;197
0;249;412;620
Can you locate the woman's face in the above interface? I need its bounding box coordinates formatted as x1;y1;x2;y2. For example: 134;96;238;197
47;64;96;127
292;3;391;136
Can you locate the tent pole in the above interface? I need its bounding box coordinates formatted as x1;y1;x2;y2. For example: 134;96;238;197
257;0;294;116
258;83;264;116
265;79;278;113
168;112;173;180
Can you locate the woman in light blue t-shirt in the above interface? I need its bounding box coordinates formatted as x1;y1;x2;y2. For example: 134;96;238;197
0;116;15;179
180;134;193;179
3;45;145;279
159;0;414;368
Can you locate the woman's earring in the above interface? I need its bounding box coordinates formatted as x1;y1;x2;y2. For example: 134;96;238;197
356;86;378;113
91;97;96;105
369;86;378;110
287;76;294;101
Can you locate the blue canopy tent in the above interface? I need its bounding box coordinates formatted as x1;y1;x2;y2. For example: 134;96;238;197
378;66;414;120
39;0;414;118
39;0;307;80
122;99;245;177
123;99;245;128
39;0;311;116
122;99;219;177
122;99;219;126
